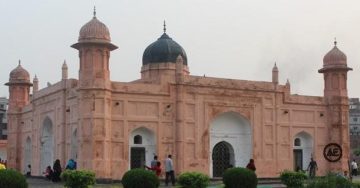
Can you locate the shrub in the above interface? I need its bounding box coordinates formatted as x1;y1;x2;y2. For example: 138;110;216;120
306;173;352;188
280;170;307;188
178;172;210;188
352;182;360;188
122;168;160;188
61;170;96;188
0;169;28;188
353;148;360;156
222;167;257;188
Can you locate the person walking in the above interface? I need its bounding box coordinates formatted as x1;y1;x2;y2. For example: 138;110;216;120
307;158;318;178
165;154;175;186
351;159;358;176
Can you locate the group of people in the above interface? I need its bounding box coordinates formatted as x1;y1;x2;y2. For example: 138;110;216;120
143;155;256;186
43;159;77;182
144;155;176;186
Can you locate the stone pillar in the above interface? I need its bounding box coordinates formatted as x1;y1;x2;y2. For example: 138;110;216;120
33;75;39;92
62;60;68;80
5;62;32;170
272;63;279;85
175;55;185;174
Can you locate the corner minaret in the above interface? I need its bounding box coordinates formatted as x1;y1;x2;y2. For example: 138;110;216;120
62;60;68;80
5;60;32;170
318;40;352;172
71;10;117;180
272;63;279;85
71;10;117;89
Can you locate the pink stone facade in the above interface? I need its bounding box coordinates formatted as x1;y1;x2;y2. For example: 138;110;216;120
6;14;351;180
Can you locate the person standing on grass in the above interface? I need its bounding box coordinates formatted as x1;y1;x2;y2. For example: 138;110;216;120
165;154;175;186
351;159;358;176
307;158;318;178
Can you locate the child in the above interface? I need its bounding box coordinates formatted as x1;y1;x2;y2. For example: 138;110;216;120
145;161;162;177
44;166;53;180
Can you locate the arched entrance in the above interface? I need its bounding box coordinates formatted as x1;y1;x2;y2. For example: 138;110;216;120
70;129;78;160
40;117;54;172
293;132;313;171
24;137;32;172
212;141;234;177
129;127;156;169
210;112;252;177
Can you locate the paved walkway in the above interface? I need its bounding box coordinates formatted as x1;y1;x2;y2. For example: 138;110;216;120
27;177;285;188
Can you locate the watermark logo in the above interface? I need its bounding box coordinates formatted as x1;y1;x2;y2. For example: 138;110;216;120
323;143;342;162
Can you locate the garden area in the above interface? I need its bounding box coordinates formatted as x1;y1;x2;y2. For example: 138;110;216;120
3;167;360;188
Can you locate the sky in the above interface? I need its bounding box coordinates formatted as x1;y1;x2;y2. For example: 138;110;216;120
1;0;360;98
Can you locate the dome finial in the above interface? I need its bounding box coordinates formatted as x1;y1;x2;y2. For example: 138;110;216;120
93;6;96;18
18;59;21;65
163;20;166;33
334;37;337;46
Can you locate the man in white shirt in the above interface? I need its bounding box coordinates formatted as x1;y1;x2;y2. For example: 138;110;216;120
165;154;175;186
351;160;358;176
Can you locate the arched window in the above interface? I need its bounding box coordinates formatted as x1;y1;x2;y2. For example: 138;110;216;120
294;138;301;146
134;135;142;144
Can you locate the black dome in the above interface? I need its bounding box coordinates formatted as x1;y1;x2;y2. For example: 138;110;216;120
142;33;187;65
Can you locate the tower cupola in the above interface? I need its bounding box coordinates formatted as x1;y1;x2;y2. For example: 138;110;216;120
6;60;32;86
321;40;348;70
5;60;32;112
72;8;117;50
318;40;352;98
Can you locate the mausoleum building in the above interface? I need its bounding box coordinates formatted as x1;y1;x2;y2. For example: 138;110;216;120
6;12;352;179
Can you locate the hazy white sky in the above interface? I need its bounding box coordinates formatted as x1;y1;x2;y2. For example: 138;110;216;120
1;0;360;98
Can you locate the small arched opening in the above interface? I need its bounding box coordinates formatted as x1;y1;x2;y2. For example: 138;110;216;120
210;112;252;177
24;136;32;174
129;128;156;169
293;132;313;171
40;117;54;172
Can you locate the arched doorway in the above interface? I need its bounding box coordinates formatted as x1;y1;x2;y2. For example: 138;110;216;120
212;141;234;177
210;112;252;177
293;132;313;171
129;127;156;169
40;117;54;172
71;129;78;160
24;137;32;172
